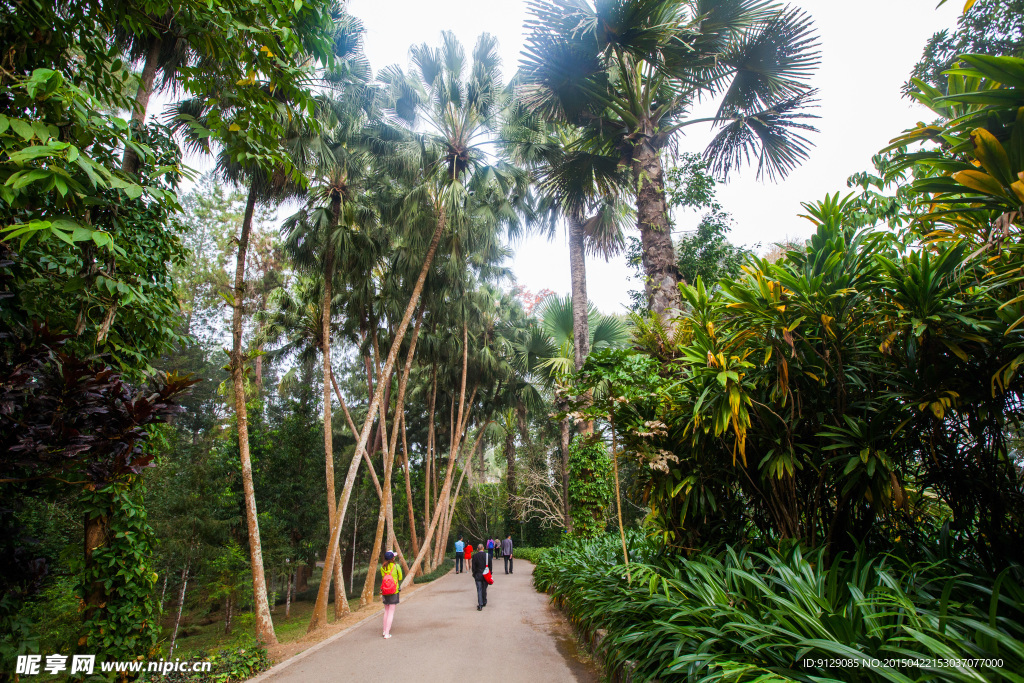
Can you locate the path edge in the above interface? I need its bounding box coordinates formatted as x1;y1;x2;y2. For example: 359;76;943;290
248;569;454;683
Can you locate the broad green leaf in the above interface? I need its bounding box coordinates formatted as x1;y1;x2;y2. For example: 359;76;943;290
951;169;1006;197
9;118;34;140
970;128;1014;186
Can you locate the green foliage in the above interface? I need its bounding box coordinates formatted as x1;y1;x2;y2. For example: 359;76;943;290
534;534;1024;683
157;638;270;683
78;482;161;662
567;436;612;539
510;547;551;565
906;0;1024;93
627;154;753;311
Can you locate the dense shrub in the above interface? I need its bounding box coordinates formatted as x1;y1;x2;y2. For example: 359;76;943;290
534;534;1024;682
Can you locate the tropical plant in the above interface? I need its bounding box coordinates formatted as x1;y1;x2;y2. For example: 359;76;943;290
520;0;820;316
533;533;1024;683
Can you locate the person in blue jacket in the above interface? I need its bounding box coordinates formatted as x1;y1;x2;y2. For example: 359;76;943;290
454;536;465;573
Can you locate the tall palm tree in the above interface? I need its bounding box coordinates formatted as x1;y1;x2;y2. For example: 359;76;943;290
309;31;529;627
281;12;376;618
520;0;820;318
519;294;630;528
502;107;630;372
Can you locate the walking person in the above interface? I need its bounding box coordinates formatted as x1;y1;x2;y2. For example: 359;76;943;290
502;534;514;574
380;551;402;639
454;536;465;574
463;541;472;575
486;537;495;573
471;544;489;610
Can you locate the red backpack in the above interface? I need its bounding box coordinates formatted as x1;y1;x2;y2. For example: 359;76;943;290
381;570;397;596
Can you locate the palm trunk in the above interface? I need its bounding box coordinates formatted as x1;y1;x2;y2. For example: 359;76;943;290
432;384;477;569
610;409;630;582
504;428;516;520
122;28;164;175
360;398;393;606
425;368;437;546
400;413;419;558
560;415;573;532
632;141;681;317
361;309;423;602
231;182;277;644
322;194;349;618
568;214;591;370
285;570;293;619
307;213;447;633
402;326;473;589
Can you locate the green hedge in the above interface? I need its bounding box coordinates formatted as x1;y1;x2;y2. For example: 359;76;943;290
533;533;1024;682
512;547;552;565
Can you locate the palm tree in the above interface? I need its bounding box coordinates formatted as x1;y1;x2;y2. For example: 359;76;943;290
169;54;323;651
308;32;529;627
528;294;630;528
281;13;376;618
502;107;631;373
520;0;820;318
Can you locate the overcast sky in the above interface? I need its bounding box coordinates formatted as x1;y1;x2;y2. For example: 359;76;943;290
345;0;963;314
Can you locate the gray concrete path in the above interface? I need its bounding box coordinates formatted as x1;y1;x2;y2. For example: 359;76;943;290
256;561;598;683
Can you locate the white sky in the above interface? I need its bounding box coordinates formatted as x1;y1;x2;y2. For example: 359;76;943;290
346;0;963;314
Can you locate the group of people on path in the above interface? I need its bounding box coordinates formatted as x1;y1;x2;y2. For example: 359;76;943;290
454;535;513;611
376;534;515;638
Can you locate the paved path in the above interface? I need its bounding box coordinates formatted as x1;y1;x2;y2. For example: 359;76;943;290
256;561;598;683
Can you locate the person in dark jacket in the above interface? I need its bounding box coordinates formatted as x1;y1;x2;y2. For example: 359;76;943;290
501;534;513;574
471;543;489;610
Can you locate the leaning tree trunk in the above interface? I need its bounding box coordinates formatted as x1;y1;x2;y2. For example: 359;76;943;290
307;213;447;633
632;140;681;318
122;16;169;176
402;326;473;589
361;311;423;603
231;182;277;645
322;193;350;618
360;398;394;606
168;562;189;658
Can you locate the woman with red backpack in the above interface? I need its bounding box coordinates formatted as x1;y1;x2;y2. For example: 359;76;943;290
380;551;403;638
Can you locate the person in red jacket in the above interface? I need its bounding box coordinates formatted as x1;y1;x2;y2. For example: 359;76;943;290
463;541;473;572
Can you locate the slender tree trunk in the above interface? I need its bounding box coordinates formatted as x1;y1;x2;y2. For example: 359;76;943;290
224;595;233;634
569;213;596;437
433;385;477;570
322;195;349;618
568;214;591;370
610;409;630;582
400;412;419;558
560;415;573;532
360;398;393;606
632;141;681;317
231;183;277;644
402;326;473;589
425;368;437;547
159;573;168;613
307;214;447;632
349;502;357;596
285;570;293;619
122;25;165;175
168;563;189;658
504;427;516;521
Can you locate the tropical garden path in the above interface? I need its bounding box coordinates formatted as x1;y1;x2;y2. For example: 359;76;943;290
252;561;599;683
